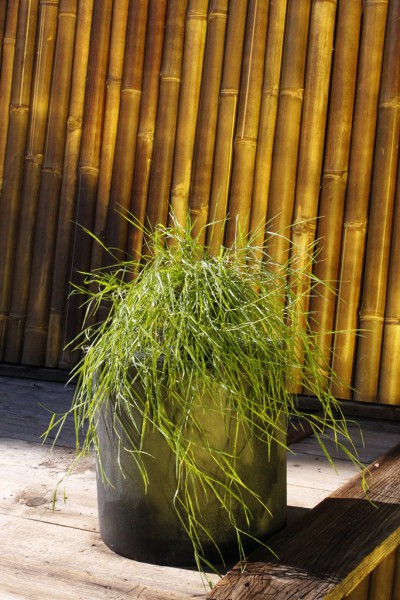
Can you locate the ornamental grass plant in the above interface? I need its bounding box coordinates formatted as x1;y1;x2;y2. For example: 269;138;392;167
45;215;363;575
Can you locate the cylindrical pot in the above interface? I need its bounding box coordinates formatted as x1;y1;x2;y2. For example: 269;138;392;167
96;376;287;566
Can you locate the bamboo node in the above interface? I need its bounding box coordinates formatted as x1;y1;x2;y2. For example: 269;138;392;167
379;99;400;110
343;220;368;231
25;154;44;166
220;88;238;98
10;105;29;114
234;136;257;147
359;313;384;323
160;74;181;84
322;170;348;183
187;10;208;21
106;76;123;87
383;317;400;325
121;88;142;98
42;166;63;179
208;9;228;21
279;88;304;100
263;85;279;98
137;131;154;143
67;116;82;131
3;36;17;46
292;221;317;234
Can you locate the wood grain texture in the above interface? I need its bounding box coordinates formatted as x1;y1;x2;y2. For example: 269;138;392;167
208;444;400;599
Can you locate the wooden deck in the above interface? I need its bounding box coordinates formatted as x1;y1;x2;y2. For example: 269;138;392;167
0;375;399;599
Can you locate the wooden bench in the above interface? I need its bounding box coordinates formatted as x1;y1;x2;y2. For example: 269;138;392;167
208;443;400;599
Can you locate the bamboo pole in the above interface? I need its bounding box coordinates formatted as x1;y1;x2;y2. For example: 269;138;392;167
127;0;168;265
145;0;188;231
169;0;209;228
265;0;311;266
249;0;288;255
291;0;337;267
206;0;248;252
13;0;77;365
89;0;129;274
46;0;94;367
4;0;59;364
343;575;370;600
224;0;270;249
379;158;400;405
307;0;362;379
102;0;149;266
189;0;228;242
0;0;19;190
55;0;112;367
368;551;397;600
0;2;7;67
331;0;389;399
289;0;338;392
353;0;399;403
0;0;39;359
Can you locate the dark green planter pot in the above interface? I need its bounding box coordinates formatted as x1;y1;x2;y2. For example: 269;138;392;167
96;379;287;566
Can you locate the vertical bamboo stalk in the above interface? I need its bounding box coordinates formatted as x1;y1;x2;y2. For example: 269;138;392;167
46;0;94;367
224;0;270;248
145;0;188;231
290;0;338;392
0;0;39;358
169;0;209;228
353;0;399;403
12;0;77;366
4;0;59;364
368;551;397;600
249;0;288;255
206;0;248;252
307;0;362;379
89;0;130;274
291;0;338;265
265;0;311;266
0;2;7;67
127;0;168;265
379;159;400;405
331;0;388;398
103;0;149;264
189;0;228;242
0;1;19;190
58;0;112;366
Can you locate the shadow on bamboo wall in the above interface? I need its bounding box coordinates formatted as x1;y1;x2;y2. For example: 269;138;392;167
0;0;399;405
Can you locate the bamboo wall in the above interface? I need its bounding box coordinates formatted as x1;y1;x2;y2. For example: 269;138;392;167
0;0;399;405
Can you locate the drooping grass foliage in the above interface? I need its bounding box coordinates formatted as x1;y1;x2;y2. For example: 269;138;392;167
45;214;364;575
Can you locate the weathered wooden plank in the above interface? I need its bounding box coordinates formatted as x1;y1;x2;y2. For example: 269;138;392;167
208;443;400;599
0;514;214;599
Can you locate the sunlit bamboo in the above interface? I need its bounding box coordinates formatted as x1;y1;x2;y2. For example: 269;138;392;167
308;1;362;381
354;0;400;402
224;0;269;249
206;0;248;253
249;0;288;256
189;0;228;242
170;0;209;228
265;0;311;266
145;0;188;231
331;0;389;398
